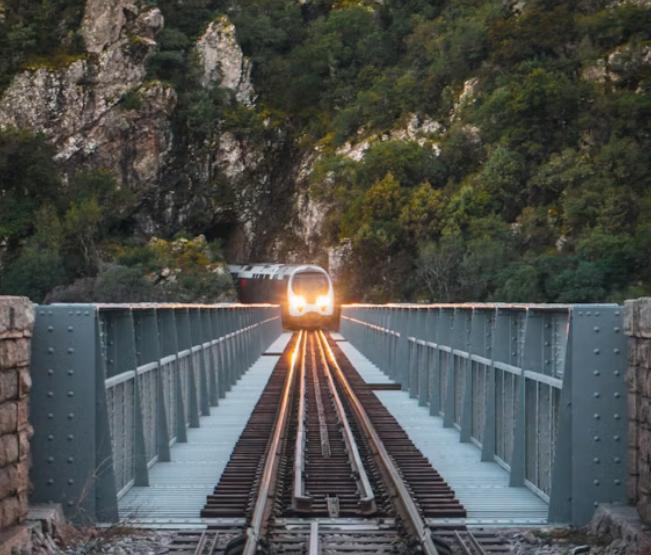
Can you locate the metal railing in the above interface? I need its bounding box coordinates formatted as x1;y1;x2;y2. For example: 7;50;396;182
30;303;282;523
341;303;627;525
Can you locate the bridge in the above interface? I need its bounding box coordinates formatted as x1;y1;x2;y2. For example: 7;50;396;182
1;298;645;553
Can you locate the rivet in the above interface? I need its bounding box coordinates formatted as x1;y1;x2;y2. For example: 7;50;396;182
614;435;620;441
593;479;600;486
594;413;600;419
67;501;74;507
593;457;600;464
67;391;74;397
593;370;600;376
48;347;54;354
47;456;54;463
594;435;600;442
614;370;621;376
594;392;601;398
614;327;621;333
47;391;54;398
594;348;600;355
47;413;54;419
579;312;584;316
615;310;621;316
614;392;621;399
594;502;599;507
67;347;74;354
47;479;54;485
47;369;54;376
614;413;621;420
615;479;621;485
68;479;74;485
67;326;74;332
47;326;54;332
594;326;600;332
67;369;74;376
614;348;620;354
614;457;621;464
587;311;592;316
67;434;74;441
67;413;75;420
595;311;600;316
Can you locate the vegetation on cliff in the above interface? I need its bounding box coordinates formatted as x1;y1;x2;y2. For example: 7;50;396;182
0;0;650;303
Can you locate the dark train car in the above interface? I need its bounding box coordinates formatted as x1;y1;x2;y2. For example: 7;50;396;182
229;263;339;330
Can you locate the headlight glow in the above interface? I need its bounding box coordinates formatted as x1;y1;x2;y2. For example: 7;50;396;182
316;295;333;310
290;294;306;311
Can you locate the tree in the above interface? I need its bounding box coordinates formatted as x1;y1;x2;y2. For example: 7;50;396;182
417;236;464;301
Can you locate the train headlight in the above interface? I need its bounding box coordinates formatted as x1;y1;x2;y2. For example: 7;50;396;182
316;295;333;311
290;294;306;312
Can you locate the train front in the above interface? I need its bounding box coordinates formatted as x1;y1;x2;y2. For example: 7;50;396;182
284;266;336;329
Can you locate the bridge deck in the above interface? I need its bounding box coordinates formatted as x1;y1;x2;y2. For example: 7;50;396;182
118;333;293;524
338;340;549;527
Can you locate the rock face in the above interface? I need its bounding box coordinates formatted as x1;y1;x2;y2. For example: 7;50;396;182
195;16;254;104
0;0;303;261
582;44;651;85
0;0;169;196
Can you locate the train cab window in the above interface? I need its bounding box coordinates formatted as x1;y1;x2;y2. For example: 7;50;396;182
292;272;329;301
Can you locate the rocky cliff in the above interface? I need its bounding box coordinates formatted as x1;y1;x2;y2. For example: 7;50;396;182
0;0;320;263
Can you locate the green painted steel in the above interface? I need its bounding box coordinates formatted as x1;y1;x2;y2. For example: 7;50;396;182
340;303;627;526
30;303;282;524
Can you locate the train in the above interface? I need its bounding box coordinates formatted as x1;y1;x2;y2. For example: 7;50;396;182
228;263;340;330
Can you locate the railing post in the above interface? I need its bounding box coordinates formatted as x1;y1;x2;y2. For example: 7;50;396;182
202;308;219;407
418;307;432;407
428;307;441;416
212;307;227;399
134;308;171;463
159;309;187;443
444;309;459;428
122;309;150;487
509;309;534;486
480;307;497;462
176;308;200;429
190;308;210;417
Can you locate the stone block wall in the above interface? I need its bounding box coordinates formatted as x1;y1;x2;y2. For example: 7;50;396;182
0;297;33;554
624;297;651;524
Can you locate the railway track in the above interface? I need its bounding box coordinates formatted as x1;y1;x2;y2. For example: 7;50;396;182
170;331;507;554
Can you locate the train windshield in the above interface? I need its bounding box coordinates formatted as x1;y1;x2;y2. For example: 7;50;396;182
292;272;329;301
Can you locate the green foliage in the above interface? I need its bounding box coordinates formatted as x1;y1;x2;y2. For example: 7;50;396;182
0;0;85;90
92;265;157;303
2;0;651;305
0;129;61;244
358;141;447;189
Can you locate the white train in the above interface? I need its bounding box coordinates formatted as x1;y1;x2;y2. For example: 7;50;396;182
228;263;339;329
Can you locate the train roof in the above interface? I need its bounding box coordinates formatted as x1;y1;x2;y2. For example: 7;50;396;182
229;263;329;280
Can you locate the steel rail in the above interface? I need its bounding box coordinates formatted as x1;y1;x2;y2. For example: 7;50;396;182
308;521;320;555
317;330;439;555
314;332;376;514
293;331;311;510
242;330;305;555
310;333;331;457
